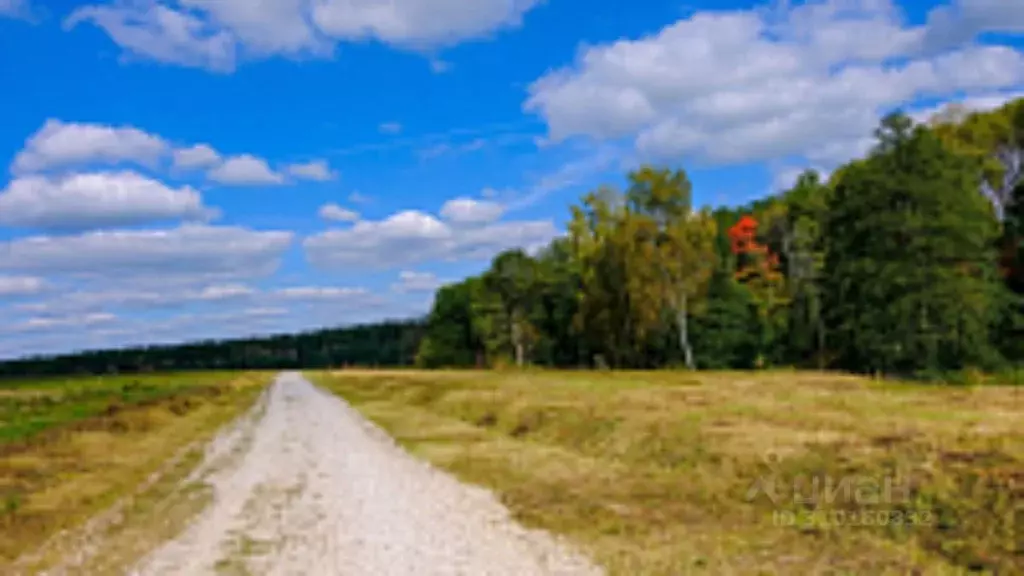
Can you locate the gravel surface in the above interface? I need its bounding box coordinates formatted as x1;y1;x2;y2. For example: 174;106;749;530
130;372;603;576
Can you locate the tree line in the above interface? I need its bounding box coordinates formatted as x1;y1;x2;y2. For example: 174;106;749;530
0;320;423;378
2;100;1021;379
416;101;1024;376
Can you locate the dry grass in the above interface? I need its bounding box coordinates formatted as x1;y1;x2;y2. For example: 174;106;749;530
310;370;1023;575
0;371;272;573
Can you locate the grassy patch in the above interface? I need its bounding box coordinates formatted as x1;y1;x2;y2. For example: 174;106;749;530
0;371;272;572
311;370;1023;575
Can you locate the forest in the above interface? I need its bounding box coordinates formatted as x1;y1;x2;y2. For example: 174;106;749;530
415;102;1024;376
2;99;1022;379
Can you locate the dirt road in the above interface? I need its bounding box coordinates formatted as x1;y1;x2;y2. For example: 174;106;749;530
129;372;601;575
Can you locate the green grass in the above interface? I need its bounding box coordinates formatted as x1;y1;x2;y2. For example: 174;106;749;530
0;371;273;570
0;372;261;444
310;370;1023;575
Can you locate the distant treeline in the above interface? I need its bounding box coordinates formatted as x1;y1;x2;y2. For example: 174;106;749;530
0;320;424;378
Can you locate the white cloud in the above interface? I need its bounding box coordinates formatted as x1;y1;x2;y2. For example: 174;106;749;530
241;306;289;317
439;197;504;225
195;283;256;300
208;154;285;185
379;122;403;134
391;270;441;293
0;276;47;297
287;159;336;181
524;0;1024;169
0;171;213;230
922;0;1024;51
304;209;558;268
319;203;360;222
10;120;297;190
12;119;168;174
0;224;293;279
66;0;543;71
274;286;369;300
65;4;237;72
15;313;117;333
11;283;257;315
177;0;331;57
310;0;541;48
173;143;221;169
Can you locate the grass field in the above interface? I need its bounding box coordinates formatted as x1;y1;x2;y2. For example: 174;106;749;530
311;370;1023;575
0;371;272;572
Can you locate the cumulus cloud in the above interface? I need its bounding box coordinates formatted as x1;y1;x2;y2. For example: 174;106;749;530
311;0;541;47
66;0;543;71
176;0;331;57
208;154;285;185
12;119;168;174
0;171;214;230
304;209;558;269
439;197;504;225
0;276;47;297
0;224;293;279
10;120;297;190
524;0;1024;168
379;122;403;134
287;159;336;181
173;143;221;169
318;203;360;222
64;4;237;72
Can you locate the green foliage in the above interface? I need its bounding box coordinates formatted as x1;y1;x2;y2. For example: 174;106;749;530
416;281;481;368
690;271;760;369
823;112;1007;374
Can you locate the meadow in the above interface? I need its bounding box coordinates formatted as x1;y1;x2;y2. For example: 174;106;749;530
311;370;1023;575
0;369;1019;574
0;371;271;572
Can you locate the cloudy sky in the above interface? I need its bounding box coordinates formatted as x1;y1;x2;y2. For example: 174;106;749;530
1;0;1022;359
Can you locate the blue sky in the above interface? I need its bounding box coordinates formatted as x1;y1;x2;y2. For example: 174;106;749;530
1;0;1022;359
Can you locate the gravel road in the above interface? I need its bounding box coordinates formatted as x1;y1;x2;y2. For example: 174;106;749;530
130;372;602;576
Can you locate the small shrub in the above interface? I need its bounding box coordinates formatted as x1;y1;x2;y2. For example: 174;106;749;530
2;493;21;515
